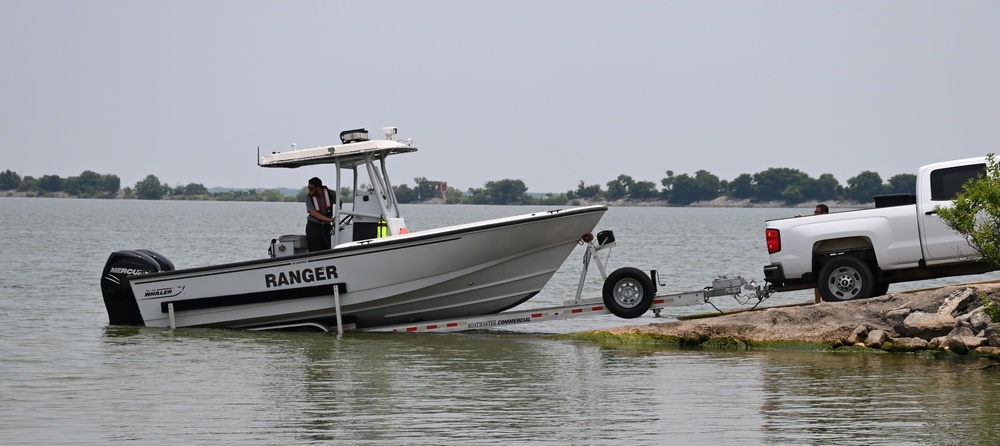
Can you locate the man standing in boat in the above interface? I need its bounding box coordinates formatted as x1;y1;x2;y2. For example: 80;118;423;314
306;177;336;252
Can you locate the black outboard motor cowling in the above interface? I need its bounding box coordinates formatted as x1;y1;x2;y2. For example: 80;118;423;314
100;250;174;326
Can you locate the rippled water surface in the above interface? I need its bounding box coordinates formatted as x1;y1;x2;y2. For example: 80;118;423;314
2;198;1000;445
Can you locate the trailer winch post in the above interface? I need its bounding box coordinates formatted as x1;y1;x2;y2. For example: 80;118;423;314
574;239;614;302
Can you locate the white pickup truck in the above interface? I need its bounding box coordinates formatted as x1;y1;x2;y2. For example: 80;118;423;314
763;156;997;301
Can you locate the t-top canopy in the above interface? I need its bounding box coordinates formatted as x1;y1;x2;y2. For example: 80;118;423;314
258;139;417;169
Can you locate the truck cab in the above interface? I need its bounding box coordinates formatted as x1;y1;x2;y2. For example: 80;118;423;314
917;160;988;262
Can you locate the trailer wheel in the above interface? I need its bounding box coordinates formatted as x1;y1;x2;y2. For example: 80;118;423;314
603;267;655;318
818;256;875;302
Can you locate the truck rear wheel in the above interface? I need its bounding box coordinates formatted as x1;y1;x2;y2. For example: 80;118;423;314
818;256;875;302
603;267;655;318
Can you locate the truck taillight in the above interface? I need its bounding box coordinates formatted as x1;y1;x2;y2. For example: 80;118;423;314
766;228;780;254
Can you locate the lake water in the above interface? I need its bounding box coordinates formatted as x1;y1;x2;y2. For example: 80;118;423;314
3;198;1000;445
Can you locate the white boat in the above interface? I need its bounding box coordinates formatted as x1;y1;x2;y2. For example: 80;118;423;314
100;127;608;330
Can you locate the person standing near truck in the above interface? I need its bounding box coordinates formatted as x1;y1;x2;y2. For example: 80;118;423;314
813;203;829;302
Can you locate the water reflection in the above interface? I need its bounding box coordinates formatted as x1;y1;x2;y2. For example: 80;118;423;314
253;332;678;443
92;324;1000;445
756;351;1000;445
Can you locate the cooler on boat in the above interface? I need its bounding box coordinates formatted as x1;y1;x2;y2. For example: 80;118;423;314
270;234;308;258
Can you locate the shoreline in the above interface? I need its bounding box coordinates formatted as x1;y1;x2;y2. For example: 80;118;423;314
561;281;1000;360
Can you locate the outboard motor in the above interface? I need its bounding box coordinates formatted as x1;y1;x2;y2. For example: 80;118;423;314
100;250;174;326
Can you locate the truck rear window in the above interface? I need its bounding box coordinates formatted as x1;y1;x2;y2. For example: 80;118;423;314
929;163;986;201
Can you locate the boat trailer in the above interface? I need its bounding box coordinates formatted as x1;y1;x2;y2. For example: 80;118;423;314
251;230;776;334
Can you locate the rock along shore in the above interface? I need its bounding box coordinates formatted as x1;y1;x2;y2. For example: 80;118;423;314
575;281;1000;359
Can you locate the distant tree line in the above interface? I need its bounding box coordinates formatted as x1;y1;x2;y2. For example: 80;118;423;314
391;178;569;206
563;168;918;206
0;170;296;202
1;169;121;198
2;167;918;206
129;174;295;201
389;168;917;206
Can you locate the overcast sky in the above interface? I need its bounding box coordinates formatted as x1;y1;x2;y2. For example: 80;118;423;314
3;1;999;193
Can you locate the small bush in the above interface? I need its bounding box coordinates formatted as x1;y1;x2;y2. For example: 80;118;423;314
980;293;1000;323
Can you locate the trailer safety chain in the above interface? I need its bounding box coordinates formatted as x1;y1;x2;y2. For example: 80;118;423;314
703;281;775;314
703;292;727;314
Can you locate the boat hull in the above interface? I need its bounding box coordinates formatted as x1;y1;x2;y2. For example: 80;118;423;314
122;205;607;329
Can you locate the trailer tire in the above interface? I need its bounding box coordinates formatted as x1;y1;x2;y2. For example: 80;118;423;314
818;256;875;302
603;267;655;319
